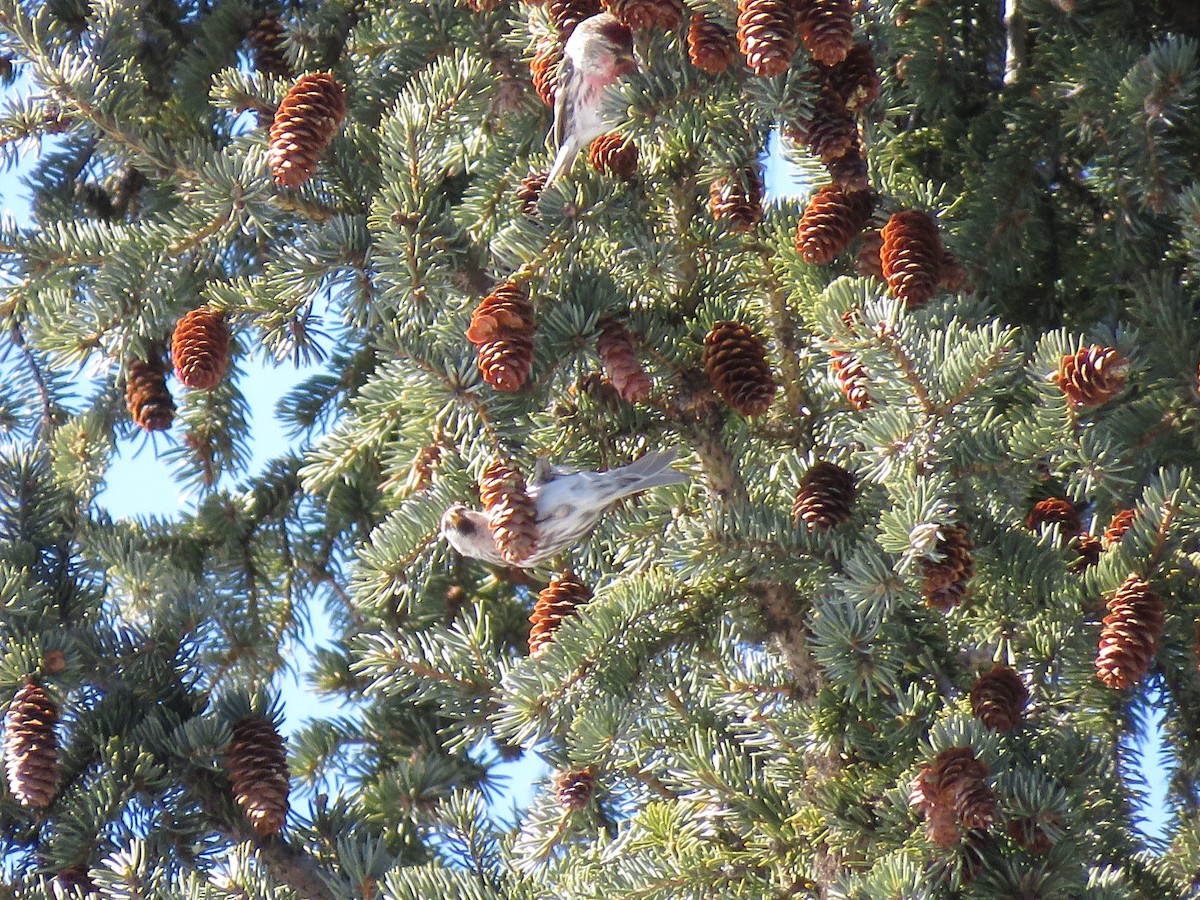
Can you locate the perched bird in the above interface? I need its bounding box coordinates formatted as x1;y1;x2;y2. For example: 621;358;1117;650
441;449;688;567
545;13;637;185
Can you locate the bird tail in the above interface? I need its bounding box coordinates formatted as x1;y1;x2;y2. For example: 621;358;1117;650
613;449;689;496
545;140;578;186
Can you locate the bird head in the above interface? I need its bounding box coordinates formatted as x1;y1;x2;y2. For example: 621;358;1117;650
567;13;637;76
440;505;506;566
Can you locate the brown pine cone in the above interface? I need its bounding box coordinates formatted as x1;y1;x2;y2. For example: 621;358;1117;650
596;320;652;403
529;571;594;657
588;133;639;180
516;169;549;215
479;459;539;564
3;681;59;808
603;0;683;29
549;0;602;36
1025;497;1082;536
920;525;974;611
225;716;290;835
909;764;959;848
248;14;291;79
530;39;563;106
171;305;231;390
1007;815;1060;854
687;13;737;74
795;184;874;264
785;89;857;162
467;281;536;392
126;356;175;432
1103;508;1137;548
709;171;764;231
1073;533;1102;571
703;321;776;416
825;143;870;192
1096;574;1164;689
854;229;884;279
969;666;1028;732
830;350;871;409
736;0;796;77
796;0;853;65
932;747;996;830
820;41;879;112
1053;346;1129;409
793;461;856;528
268;72;346;188
939;246;969;293
554;767;596;810
880;209;943;308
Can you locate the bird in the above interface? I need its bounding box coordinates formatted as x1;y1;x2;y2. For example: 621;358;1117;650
440;449;688;567
545;12;638;185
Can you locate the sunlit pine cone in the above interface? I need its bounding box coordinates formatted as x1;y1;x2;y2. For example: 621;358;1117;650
1103;508;1137;549
1096;574;1164;689
736;0;796;77
825;143;870;192
529;571;594;657
268;72;346;187
785;89;857;162
796;0;852;65
603;0;683;29
3;681;59;808
792;461;856;528
795;184;874;264
549;0;602;36
171;305;231;390
687;13;737;74
554;767;596;810
467;281;536;392
830;350;870;410
909;764;959;848
709;171;764;231
880;209;943;308
1025;497;1082;537
247;14;291;79
920;525;974;612
530;39;563;106
516;169;549;215
931;747;996;830
126;356;175;432
820;41;879;112
596;320;652;402
969;666;1028;732
479;459;539;564
588;133;638;180
703;321;776;416
225;716;290;835
1053;346;1129;409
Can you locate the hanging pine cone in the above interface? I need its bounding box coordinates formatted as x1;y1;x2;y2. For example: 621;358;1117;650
939;247;969;293
853;229;884;279
703;321;776;416
529;571;594;657
687;13;737;74
909;764;960;848
247;13;290;79
479;459;539;564
969;666;1028;732
596;320;652;403
126;356;175;432
467;281;536;392
516;169;549;215
830;350;871;409
171;305;231;390
736;0;796;77
549;0;602;36
793;461;856;528
603;0;683;30
1006;815;1060;854
3;681;59;808
588;133;639;180
880;209;943;308
225;715;290;835
530;39;563;106
709;171;763;231
820;41;879;112
1096;574;1164;689
796;0;852;65
825;144;870;193
920;525;974;612
785;89;857;162
931;747;996;830
1073;533;1102;571
268;72;346;188
1103;508;1137;548
1025;497;1082;536
554;767;596;810
1053;346;1129;409
795;184;874;264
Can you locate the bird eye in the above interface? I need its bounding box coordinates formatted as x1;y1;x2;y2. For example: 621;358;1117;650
457;518;475;535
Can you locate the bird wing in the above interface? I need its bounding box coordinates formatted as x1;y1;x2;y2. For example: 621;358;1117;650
552;53;574;151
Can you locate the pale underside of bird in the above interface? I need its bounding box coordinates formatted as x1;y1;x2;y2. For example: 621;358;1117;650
440;449;688;567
